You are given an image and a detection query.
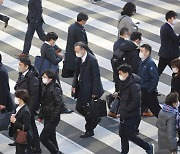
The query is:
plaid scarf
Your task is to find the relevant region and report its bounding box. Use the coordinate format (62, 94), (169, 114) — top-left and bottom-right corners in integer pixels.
(162, 104), (180, 129)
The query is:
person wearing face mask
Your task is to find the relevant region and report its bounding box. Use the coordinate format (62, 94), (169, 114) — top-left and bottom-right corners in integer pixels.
(38, 70), (64, 154)
(9, 89), (32, 154)
(158, 10), (180, 76)
(117, 64), (153, 154)
(14, 57), (42, 153)
(72, 42), (104, 138)
(138, 44), (161, 118)
(156, 92), (180, 154)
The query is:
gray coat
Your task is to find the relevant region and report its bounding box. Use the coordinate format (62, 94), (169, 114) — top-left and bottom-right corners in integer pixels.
(156, 109), (177, 153)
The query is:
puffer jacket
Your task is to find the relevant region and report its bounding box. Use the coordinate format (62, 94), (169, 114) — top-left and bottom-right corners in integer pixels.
(156, 109), (177, 154)
(39, 81), (64, 122)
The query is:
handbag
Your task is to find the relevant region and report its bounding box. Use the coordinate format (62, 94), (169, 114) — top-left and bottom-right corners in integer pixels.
(15, 125), (27, 144)
(0, 110), (12, 131)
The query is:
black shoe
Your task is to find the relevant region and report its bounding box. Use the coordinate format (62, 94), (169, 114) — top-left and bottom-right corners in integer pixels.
(2, 16), (10, 28)
(57, 151), (64, 154)
(8, 142), (15, 146)
(177, 140), (180, 146)
(92, 118), (101, 129)
(16, 53), (29, 58)
(61, 108), (73, 114)
(80, 131), (94, 138)
(32, 147), (41, 153)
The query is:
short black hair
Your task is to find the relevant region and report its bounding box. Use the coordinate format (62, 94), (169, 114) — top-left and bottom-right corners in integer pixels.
(0, 53), (1, 62)
(141, 44), (152, 54)
(120, 27), (129, 36)
(130, 32), (142, 41)
(74, 41), (87, 50)
(165, 92), (179, 106)
(43, 70), (56, 81)
(165, 10), (177, 21)
(46, 32), (58, 41)
(19, 56), (31, 67)
(117, 64), (132, 74)
(121, 2), (136, 17)
(77, 12), (88, 22)
(15, 89), (29, 104)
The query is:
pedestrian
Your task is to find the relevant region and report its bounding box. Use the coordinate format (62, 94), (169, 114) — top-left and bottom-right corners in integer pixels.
(138, 44), (161, 118)
(62, 12), (93, 78)
(119, 31), (142, 74)
(71, 42), (104, 138)
(0, 53), (15, 112)
(18, 0), (46, 57)
(0, 0), (10, 28)
(9, 89), (33, 154)
(117, 64), (153, 154)
(156, 92), (179, 154)
(158, 10), (180, 76)
(38, 70), (64, 154)
(117, 2), (136, 37)
(13, 57), (41, 153)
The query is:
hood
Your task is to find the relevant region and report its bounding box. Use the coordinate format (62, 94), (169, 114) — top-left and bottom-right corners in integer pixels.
(120, 41), (137, 52)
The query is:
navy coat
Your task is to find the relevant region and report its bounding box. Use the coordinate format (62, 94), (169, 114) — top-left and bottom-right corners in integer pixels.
(0, 62), (14, 112)
(159, 23), (180, 59)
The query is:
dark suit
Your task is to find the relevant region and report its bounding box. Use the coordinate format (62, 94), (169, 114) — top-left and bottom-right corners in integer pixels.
(72, 52), (104, 132)
(63, 22), (93, 77)
(23, 0), (46, 55)
(158, 22), (180, 75)
(0, 62), (14, 112)
(9, 105), (32, 154)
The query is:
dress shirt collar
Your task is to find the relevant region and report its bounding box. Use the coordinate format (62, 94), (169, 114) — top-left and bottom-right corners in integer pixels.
(22, 69), (29, 77)
(81, 51), (87, 63)
(167, 22), (174, 29)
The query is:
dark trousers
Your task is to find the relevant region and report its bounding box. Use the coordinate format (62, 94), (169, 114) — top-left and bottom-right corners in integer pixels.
(0, 14), (3, 21)
(31, 115), (41, 149)
(119, 116), (150, 154)
(141, 90), (161, 118)
(23, 22), (46, 54)
(40, 119), (59, 154)
(158, 57), (174, 76)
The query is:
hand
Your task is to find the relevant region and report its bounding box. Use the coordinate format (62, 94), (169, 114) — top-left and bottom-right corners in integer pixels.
(92, 95), (98, 99)
(57, 52), (64, 59)
(0, 105), (6, 110)
(113, 92), (119, 98)
(38, 118), (42, 123)
(10, 114), (16, 123)
(72, 87), (76, 94)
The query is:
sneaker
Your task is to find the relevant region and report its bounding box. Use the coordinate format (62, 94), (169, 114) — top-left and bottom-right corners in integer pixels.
(146, 144), (154, 154)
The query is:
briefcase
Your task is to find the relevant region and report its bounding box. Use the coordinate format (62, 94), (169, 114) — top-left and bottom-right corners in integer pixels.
(0, 111), (12, 131)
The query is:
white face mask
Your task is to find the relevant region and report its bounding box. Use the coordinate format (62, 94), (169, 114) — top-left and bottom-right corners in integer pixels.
(119, 75), (126, 81)
(124, 36), (129, 40)
(42, 78), (49, 85)
(14, 97), (19, 105)
(173, 19), (177, 25)
(172, 67), (178, 73)
(176, 101), (180, 108)
(139, 52), (146, 59)
(76, 52), (83, 58)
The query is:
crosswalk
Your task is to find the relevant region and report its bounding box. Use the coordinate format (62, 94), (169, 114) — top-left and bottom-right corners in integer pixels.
(0, 0), (179, 153)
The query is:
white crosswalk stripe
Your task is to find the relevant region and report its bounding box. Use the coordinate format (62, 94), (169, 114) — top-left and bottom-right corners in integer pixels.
(0, 0), (179, 153)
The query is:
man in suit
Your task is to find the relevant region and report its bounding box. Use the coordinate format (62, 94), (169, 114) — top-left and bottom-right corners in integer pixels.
(0, 0), (10, 28)
(14, 57), (41, 153)
(0, 54), (14, 112)
(62, 12), (93, 78)
(158, 10), (180, 76)
(72, 42), (104, 138)
(19, 0), (46, 56)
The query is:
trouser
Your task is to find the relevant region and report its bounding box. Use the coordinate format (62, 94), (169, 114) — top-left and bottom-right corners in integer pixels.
(0, 14), (3, 21)
(141, 90), (161, 118)
(119, 116), (150, 154)
(30, 115), (41, 150)
(76, 102), (99, 132)
(23, 22), (46, 54)
(158, 56), (174, 76)
(40, 119), (60, 154)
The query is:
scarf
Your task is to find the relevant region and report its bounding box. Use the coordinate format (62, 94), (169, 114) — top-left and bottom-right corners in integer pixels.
(162, 104), (180, 129)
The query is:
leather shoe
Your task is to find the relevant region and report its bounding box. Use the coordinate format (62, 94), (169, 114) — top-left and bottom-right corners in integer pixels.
(16, 53), (29, 58)
(8, 142), (15, 146)
(92, 118), (101, 129)
(80, 131), (94, 138)
(32, 147), (41, 153)
(61, 108), (73, 114)
(57, 151), (64, 154)
(2, 16), (9, 28)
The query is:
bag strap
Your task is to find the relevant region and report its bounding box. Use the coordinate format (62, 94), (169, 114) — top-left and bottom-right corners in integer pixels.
(22, 125), (24, 131)
(118, 15), (127, 25)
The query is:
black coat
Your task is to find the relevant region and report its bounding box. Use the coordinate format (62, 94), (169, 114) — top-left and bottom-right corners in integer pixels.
(40, 43), (62, 65)
(39, 81), (64, 122)
(9, 105), (32, 141)
(14, 66), (40, 114)
(26, 0), (44, 23)
(118, 74), (141, 118)
(171, 73), (180, 100)
(120, 41), (140, 74)
(65, 22), (92, 71)
(0, 62), (14, 112)
(113, 37), (126, 52)
(72, 52), (104, 104)
(159, 23), (180, 59)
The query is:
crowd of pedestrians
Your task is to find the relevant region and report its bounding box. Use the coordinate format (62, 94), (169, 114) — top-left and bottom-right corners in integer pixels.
(0, 0), (180, 154)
